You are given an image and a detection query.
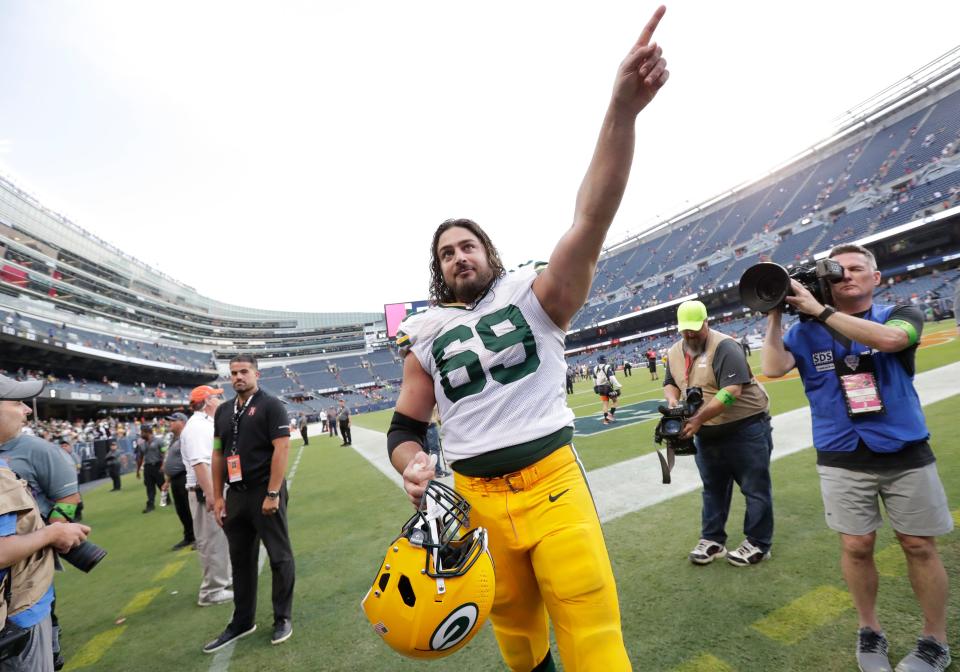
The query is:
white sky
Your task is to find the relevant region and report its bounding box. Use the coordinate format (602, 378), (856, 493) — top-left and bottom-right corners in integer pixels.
(1, 2), (957, 314)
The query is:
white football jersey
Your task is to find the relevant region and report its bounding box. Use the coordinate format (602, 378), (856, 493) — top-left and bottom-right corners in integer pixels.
(396, 267), (574, 463)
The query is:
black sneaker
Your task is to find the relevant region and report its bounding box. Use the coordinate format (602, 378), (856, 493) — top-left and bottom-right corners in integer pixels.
(171, 539), (195, 551)
(202, 624), (257, 654)
(895, 636), (951, 672)
(856, 627), (891, 672)
(271, 619), (293, 645)
(688, 539), (727, 565)
(142, 504), (155, 514)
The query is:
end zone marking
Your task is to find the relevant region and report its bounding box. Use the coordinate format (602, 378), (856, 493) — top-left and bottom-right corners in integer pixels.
(122, 587), (163, 616)
(751, 585), (851, 644)
(62, 626), (127, 671)
(672, 652), (736, 671)
(875, 544), (905, 578)
(153, 559), (188, 582)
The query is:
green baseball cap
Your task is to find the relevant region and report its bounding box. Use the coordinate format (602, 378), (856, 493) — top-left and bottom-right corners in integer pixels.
(677, 300), (708, 331)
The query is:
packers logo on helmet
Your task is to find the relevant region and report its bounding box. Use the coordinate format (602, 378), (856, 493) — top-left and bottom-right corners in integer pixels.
(361, 480), (495, 660)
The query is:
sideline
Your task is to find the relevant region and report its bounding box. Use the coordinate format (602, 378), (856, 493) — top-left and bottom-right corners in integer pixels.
(348, 361), (960, 524)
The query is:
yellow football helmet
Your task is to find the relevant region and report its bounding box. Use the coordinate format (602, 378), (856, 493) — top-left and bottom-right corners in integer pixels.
(362, 480), (495, 659)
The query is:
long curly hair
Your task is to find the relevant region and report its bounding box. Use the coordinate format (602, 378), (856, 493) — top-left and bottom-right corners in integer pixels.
(429, 219), (506, 304)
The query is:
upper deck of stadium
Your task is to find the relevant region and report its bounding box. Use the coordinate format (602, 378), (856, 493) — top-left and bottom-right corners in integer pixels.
(569, 47), (960, 338)
(0, 179), (382, 368)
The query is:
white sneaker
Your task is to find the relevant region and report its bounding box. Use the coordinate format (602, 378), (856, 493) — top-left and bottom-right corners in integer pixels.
(727, 539), (771, 566)
(688, 539), (727, 565)
(198, 589), (234, 607)
(895, 636), (951, 672)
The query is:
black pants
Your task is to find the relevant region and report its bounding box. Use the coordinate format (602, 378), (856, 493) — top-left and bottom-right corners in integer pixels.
(223, 481), (295, 628)
(168, 473), (194, 542)
(328, 420), (337, 437)
(300, 428), (308, 446)
(143, 463), (164, 506)
(339, 420), (351, 445)
(566, 379), (574, 394)
(108, 463), (121, 490)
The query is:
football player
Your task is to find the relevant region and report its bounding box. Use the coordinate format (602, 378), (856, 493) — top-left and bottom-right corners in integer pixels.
(387, 7), (670, 671)
(593, 354), (623, 425)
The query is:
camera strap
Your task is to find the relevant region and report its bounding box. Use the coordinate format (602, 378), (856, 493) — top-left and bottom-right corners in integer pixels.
(655, 444), (676, 484)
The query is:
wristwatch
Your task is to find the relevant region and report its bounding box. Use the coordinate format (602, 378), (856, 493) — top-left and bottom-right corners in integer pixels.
(817, 306), (836, 322)
(266, 490), (280, 499)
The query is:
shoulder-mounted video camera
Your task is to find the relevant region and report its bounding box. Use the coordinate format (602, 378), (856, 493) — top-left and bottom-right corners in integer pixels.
(654, 387), (704, 484)
(738, 259), (844, 321)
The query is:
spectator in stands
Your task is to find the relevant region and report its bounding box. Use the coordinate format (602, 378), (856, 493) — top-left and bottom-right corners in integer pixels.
(763, 244), (952, 672)
(181, 386), (233, 608)
(666, 301), (774, 568)
(337, 399), (352, 446)
(57, 438), (80, 475)
(162, 412), (195, 552)
(135, 424), (166, 513)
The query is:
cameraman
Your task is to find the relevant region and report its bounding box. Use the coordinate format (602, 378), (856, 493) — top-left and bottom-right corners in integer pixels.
(762, 244), (952, 672)
(664, 301), (774, 567)
(593, 355), (622, 425)
(0, 375), (90, 672)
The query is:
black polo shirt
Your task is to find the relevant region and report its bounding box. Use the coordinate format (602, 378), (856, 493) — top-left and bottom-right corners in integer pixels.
(214, 389), (290, 486)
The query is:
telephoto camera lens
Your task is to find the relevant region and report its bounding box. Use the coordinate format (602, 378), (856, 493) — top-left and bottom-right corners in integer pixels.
(60, 541), (107, 573)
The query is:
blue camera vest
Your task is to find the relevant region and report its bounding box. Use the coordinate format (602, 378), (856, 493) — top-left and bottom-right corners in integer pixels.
(783, 304), (928, 453)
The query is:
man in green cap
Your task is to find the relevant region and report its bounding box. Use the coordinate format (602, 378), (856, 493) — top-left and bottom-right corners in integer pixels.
(664, 300), (775, 566)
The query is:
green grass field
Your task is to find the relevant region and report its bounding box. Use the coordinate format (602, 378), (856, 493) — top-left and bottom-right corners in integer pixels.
(56, 321), (959, 671)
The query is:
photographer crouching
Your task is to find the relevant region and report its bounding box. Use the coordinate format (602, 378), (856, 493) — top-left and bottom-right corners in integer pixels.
(663, 301), (774, 567)
(761, 244), (952, 672)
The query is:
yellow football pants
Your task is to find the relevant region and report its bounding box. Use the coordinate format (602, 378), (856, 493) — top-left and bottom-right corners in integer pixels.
(454, 445), (631, 672)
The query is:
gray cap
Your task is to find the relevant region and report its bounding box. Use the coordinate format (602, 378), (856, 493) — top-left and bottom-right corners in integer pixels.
(166, 412), (188, 422)
(0, 374), (44, 401)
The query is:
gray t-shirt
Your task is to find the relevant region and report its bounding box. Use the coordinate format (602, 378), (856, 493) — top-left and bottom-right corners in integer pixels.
(163, 436), (186, 478)
(0, 433), (79, 517)
(136, 437), (165, 465)
(337, 405), (350, 422)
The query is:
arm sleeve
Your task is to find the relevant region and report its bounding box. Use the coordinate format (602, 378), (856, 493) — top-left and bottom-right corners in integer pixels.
(885, 305), (924, 375)
(267, 398), (291, 441)
(712, 340), (754, 387)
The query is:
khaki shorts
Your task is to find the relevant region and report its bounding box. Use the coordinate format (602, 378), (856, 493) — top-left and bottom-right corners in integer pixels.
(816, 462), (954, 537)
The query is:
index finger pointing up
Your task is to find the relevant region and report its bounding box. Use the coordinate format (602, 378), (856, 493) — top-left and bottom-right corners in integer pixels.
(637, 5), (666, 47)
